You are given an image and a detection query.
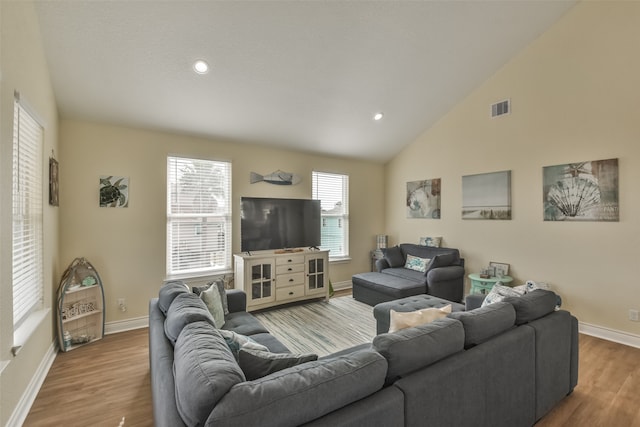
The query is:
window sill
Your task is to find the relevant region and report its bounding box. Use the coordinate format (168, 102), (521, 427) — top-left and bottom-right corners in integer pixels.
(12, 308), (51, 356)
(329, 256), (352, 264)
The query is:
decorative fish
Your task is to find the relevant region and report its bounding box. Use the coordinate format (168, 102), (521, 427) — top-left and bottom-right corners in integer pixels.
(250, 170), (302, 185)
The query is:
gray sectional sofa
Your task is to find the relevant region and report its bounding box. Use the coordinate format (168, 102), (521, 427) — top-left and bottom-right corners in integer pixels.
(353, 244), (465, 305)
(149, 281), (578, 427)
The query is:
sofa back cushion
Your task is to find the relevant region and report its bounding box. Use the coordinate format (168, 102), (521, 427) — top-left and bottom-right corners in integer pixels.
(399, 244), (461, 267)
(174, 321), (246, 426)
(209, 350), (387, 426)
(164, 292), (215, 345)
(158, 280), (189, 315)
(372, 317), (464, 383)
(382, 245), (405, 268)
(448, 302), (516, 348)
(503, 289), (558, 325)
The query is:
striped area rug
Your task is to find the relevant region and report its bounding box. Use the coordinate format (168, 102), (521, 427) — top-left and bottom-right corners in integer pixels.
(253, 296), (376, 356)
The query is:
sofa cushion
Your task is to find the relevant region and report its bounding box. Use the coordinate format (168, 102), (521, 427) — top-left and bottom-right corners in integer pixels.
(388, 305), (451, 333)
(248, 332), (290, 353)
(404, 254), (430, 272)
(223, 311), (270, 336)
(200, 283), (226, 328)
(174, 321), (246, 427)
(448, 302), (516, 348)
(158, 280), (189, 315)
(373, 317), (464, 383)
(208, 350), (387, 426)
(164, 292), (215, 345)
(504, 289), (559, 325)
(238, 348), (318, 380)
(380, 267), (427, 284)
(382, 245), (405, 268)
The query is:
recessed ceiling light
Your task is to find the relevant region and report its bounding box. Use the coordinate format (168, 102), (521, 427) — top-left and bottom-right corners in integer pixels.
(193, 60), (209, 74)
(373, 112), (384, 121)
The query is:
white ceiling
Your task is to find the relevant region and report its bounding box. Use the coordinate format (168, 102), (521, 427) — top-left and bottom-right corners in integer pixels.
(34, 1), (576, 163)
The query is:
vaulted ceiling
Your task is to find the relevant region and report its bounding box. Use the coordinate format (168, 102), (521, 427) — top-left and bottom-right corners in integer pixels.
(35, 1), (576, 162)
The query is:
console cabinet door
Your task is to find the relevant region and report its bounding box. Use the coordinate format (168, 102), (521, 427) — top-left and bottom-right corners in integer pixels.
(247, 259), (275, 306)
(305, 254), (326, 295)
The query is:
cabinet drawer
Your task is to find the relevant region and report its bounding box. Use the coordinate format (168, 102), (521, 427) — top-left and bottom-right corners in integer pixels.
(276, 255), (305, 266)
(276, 272), (305, 287)
(276, 263), (305, 275)
(276, 284), (305, 301)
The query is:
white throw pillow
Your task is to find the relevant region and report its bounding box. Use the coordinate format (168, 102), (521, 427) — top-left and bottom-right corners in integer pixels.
(388, 304), (452, 333)
(200, 285), (226, 328)
(481, 283), (525, 307)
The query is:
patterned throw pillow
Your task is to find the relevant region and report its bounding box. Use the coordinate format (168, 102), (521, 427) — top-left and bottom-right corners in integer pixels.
(420, 236), (442, 247)
(481, 283), (525, 307)
(404, 254), (430, 273)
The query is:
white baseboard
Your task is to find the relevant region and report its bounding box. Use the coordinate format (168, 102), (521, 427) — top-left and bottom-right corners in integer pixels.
(6, 342), (57, 427)
(332, 280), (352, 291)
(105, 315), (149, 335)
(579, 322), (640, 349)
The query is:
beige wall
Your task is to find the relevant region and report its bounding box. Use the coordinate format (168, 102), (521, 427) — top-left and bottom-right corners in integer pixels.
(385, 1), (640, 335)
(59, 120), (384, 323)
(0, 2), (59, 425)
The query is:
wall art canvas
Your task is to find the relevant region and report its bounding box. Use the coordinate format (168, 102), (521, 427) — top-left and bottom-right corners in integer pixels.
(462, 170), (511, 220)
(49, 157), (59, 206)
(543, 158), (618, 221)
(99, 176), (129, 208)
(407, 179), (441, 219)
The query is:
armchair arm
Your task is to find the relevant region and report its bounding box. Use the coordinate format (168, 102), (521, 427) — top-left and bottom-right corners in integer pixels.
(426, 265), (465, 303)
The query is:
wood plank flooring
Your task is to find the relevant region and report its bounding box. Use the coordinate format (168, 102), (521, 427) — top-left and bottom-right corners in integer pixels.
(23, 296), (640, 426)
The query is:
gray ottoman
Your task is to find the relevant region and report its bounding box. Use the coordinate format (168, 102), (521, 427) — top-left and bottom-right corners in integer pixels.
(352, 272), (426, 307)
(373, 294), (466, 334)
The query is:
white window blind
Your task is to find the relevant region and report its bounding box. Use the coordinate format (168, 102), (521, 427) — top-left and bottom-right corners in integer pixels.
(167, 156), (232, 276)
(12, 99), (44, 330)
(312, 171), (349, 258)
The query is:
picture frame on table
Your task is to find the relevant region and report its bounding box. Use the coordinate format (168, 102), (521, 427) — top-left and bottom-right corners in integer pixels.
(489, 262), (509, 278)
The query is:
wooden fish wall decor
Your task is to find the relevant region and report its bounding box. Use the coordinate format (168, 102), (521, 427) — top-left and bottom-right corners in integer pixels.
(250, 170), (302, 185)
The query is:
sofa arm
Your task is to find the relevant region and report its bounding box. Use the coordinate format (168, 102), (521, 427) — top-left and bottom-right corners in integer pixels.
(226, 289), (247, 313)
(375, 258), (390, 272)
(426, 265), (465, 302)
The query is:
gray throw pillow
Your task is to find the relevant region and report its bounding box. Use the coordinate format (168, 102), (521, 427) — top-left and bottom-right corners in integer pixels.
(382, 246), (405, 268)
(238, 348), (318, 381)
(424, 252), (456, 273)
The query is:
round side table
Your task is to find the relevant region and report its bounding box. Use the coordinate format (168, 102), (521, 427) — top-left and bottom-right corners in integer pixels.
(468, 273), (513, 295)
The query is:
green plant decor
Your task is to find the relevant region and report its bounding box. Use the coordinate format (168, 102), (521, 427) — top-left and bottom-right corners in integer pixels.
(329, 279), (335, 297)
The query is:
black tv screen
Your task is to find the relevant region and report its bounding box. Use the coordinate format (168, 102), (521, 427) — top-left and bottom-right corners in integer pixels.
(240, 197), (321, 252)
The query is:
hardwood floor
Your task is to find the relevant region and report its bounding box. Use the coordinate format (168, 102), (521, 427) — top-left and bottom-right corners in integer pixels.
(23, 309), (640, 426)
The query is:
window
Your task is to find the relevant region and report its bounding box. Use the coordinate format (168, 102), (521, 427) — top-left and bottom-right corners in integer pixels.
(312, 171), (349, 259)
(167, 156), (232, 277)
(12, 97), (44, 330)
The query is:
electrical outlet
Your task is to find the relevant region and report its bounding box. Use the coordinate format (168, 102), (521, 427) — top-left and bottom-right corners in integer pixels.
(629, 309), (639, 322)
(117, 298), (127, 312)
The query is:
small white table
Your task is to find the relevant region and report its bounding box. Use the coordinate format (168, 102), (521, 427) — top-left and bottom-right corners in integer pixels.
(468, 273), (513, 295)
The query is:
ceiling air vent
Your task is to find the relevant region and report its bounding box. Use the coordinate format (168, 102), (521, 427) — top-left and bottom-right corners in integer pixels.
(491, 99), (510, 118)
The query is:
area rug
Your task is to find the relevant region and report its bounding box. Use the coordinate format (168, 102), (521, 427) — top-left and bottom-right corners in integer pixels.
(253, 296), (376, 356)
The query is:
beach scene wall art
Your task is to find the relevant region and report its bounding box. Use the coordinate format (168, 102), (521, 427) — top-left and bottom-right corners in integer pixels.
(462, 170), (511, 220)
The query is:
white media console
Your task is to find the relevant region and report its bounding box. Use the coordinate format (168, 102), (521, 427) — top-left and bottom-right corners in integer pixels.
(233, 249), (329, 311)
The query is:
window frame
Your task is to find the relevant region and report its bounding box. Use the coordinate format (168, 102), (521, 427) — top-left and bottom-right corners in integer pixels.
(166, 155), (232, 278)
(312, 171), (349, 261)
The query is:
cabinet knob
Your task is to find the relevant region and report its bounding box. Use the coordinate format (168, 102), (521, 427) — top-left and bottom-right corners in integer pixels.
(289, 278), (294, 282)
(287, 259), (292, 263)
(288, 268), (292, 271)
(289, 291), (294, 295)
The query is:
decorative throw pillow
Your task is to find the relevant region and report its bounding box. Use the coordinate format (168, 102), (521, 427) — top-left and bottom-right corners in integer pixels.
(525, 280), (550, 293)
(404, 254), (430, 273)
(237, 348), (318, 381)
(388, 304), (452, 333)
(424, 252), (457, 273)
(200, 284), (226, 328)
(420, 236), (442, 247)
(218, 329), (269, 360)
(481, 283), (525, 307)
(382, 246), (405, 268)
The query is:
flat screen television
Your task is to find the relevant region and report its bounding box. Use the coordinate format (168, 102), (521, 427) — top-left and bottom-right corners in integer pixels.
(240, 197), (321, 252)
